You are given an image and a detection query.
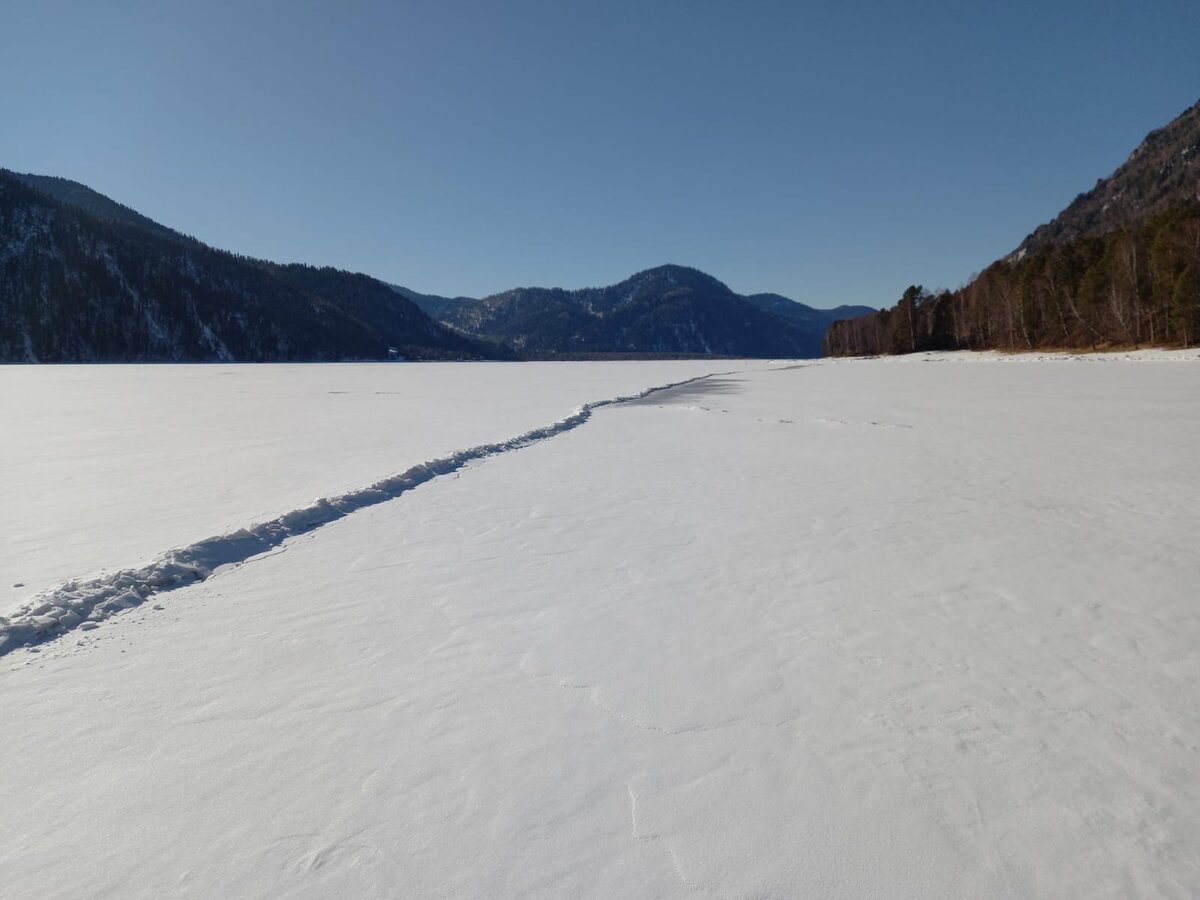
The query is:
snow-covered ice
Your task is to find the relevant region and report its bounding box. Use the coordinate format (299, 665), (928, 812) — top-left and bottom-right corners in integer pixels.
(3, 353), (1200, 898)
(0, 363), (736, 651)
(0, 361), (732, 609)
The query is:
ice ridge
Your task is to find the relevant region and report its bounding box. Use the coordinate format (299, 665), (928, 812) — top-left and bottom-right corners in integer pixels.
(0, 372), (726, 657)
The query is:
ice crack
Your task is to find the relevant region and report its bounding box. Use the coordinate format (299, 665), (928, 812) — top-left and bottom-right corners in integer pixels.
(0, 371), (732, 657)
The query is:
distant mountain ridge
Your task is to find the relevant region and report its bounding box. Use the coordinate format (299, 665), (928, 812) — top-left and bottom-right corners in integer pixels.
(401, 266), (870, 358)
(1, 168), (861, 362)
(388, 285), (479, 322)
(742, 292), (872, 334)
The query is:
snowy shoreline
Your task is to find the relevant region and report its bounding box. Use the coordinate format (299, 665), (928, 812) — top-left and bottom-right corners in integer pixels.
(812, 346), (1200, 363)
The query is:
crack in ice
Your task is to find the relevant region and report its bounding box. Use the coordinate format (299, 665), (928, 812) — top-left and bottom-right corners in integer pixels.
(0, 371), (735, 657)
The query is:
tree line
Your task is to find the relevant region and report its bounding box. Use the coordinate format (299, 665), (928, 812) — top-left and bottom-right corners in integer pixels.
(824, 204), (1200, 356)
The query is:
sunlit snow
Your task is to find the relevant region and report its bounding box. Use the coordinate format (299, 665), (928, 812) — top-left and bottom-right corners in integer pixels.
(0, 361), (731, 605)
(3, 351), (1199, 898)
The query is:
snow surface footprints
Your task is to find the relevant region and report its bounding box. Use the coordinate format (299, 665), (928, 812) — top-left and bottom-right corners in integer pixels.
(0, 371), (729, 657)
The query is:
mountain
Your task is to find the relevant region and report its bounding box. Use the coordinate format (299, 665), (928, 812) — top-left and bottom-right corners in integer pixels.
(743, 292), (873, 333)
(402, 266), (856, 358)
(1012, 99), (1200, 260)
(2, 168), (852, 362)
(388, 285), (479, 322)
(825, 98), (1200, 356)
(0, 170), (503, 362)
(11, 172), (194, 245)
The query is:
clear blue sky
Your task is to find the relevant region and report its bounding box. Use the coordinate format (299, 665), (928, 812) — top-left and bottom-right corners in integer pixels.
(2, 1), (1197, 308)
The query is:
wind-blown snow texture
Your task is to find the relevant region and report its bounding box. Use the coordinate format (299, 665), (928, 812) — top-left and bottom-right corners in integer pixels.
(0, 361), (729, 605)
(0, 367), (727, 654)
(3, 351), (1199, 898)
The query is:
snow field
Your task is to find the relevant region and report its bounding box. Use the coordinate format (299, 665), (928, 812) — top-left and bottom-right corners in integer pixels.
(0, 367), (729, 654)
(0, 360), (734, 609)
(3, 354), (1199, 898)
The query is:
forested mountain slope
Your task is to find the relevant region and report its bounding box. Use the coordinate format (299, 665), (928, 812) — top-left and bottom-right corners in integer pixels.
(405, 265), (862, 358)
(2, 167), (858, 362)
(1012, 99), (1200, 259)
(0, 170), (500, 362)
(825, 99), (1200, 356)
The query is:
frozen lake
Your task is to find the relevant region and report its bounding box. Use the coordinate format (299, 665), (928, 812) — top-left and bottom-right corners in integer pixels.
(3, 352), (1199, 898)
(0, 360), (733, 606)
